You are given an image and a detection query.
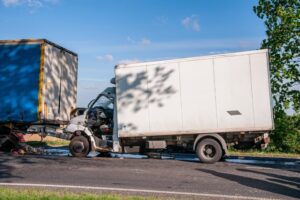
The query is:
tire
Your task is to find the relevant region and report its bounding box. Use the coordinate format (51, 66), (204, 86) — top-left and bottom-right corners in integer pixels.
(196, 138), (222, 163)
(69, 135), (90, 157)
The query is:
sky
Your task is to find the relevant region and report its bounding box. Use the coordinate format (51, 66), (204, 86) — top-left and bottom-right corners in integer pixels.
(0, 0), (266, 107)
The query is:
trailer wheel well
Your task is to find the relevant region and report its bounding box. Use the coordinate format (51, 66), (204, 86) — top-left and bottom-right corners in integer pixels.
(193, 134), (228, 156)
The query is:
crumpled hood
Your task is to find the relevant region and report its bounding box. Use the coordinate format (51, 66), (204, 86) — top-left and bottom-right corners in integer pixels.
(69, 114), (85, 126)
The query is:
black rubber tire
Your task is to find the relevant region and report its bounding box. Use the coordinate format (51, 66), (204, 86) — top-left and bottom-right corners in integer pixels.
(196, 138), (222, 163)
(69, 135), (90, 157)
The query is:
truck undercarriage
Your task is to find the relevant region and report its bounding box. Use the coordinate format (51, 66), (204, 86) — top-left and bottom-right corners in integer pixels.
(62, 87), (270, 163)
(0, 86), (269, 164)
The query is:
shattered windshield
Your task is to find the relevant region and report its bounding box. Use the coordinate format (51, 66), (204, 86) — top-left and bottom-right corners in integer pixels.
(92, 95), (113, 110)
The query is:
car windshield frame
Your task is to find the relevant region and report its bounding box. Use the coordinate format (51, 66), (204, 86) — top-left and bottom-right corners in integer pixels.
(88, 94), (114, 110)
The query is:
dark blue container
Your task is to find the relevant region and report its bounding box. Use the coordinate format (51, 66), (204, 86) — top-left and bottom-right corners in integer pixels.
(0, 42), (42, 123)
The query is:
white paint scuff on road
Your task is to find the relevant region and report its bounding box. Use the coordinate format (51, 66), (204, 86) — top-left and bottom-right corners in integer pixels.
(0, 182), (279, 200)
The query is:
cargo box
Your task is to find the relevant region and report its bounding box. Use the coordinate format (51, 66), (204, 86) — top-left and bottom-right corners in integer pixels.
(0, 39), (78, 124)
(115, 49), (274, 137)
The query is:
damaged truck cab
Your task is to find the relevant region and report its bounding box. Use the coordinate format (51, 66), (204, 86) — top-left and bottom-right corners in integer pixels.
(66, 87), (115, 156)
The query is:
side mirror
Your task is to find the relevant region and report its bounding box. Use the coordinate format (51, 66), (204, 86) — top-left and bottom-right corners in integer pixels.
(110, 78), (116, 84)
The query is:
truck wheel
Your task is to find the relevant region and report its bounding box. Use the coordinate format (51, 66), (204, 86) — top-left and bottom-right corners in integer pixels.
(69, 136), (90, 157)
(196, 138), (222, 163)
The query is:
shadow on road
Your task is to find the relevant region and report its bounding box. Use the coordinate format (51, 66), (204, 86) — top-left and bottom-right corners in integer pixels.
(0, 153), (35, 181)
(198, 168), (300, 199)
(237, 168), (300, 189)
(225, 157), (300, 174)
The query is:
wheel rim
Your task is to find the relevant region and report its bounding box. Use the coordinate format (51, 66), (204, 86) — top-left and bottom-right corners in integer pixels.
(202, 144), (216, 159)
(72, 141), (85, 153)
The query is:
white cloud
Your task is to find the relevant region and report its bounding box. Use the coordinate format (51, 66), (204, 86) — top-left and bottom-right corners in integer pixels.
(127, 36), (151, 46)
(127, 36), (136, 44)
(141, 38), (151, 45)
(96, 54), (114, 62)
(118, 59), (140, 64)
(1, 0), (58, 7)
(2, 0), (21, 6)
(181, 15), (200, 32)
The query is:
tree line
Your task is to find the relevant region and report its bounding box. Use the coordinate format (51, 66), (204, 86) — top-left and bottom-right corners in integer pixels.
(254, 0), (300, 153)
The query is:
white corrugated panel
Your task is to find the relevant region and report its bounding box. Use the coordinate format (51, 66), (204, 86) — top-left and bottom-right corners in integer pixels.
(250, 53), (273, 129)
(147, 63), (182, 132)
(180, 59), (218, 131)
(43, 43), (77, 122)
(214, 55), (255, 129)
(43, 44), (61, 120)
(116, 66), (150, 133)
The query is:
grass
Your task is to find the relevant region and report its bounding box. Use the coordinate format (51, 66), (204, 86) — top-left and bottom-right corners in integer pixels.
(0, 187), (158, 200)
(25, 134), (70, 148)
(26, 140), (70, 148)
(229, 149), (300, 158)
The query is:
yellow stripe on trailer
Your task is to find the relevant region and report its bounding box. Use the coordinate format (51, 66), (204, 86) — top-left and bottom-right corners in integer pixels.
(37, 43), (45, 121)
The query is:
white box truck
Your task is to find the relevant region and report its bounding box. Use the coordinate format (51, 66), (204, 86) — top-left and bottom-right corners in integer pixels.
(64, 49), (273, 163)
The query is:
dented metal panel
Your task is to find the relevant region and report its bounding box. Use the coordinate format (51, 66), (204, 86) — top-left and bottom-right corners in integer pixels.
(115, 49), (273, 138)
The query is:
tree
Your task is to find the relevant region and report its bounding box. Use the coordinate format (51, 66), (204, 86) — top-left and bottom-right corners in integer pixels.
(254, 0), (300, 113)
(269, 110), (300, 153)
(254, 0), (300, 152)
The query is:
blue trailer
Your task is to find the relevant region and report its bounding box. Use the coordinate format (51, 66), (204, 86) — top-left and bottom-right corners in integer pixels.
(0, 39), (78, 125)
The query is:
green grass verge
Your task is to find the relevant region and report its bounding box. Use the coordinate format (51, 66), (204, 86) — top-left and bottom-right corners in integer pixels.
(0, 187), (157, 200)
(26, 140), (70, 148)
(229, 149), (300, 158)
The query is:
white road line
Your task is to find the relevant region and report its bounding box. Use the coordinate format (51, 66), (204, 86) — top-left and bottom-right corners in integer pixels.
(245, 166), (271, 170)
(0, 182), (279, 200)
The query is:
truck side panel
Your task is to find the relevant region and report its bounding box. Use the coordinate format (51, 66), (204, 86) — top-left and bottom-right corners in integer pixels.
(180, 59), (218, 131)
(116, 50), (273, 137)
(116, 65), (150, 133)
(0, 43), (41, 122)
(43, 43), (78, 122)
(250, 53), (273, 129)
(214, 55), (255, 129)
(147, 63), (182, 132)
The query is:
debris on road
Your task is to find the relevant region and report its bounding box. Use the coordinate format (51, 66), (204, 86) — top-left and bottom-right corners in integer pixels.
(0, 126), (47, 155)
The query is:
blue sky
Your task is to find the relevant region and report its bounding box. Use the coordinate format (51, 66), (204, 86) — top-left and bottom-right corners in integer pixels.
(0, 0), (266, 107)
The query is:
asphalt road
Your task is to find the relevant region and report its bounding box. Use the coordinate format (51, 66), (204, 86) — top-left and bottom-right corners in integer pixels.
(0, 153), (299, 200)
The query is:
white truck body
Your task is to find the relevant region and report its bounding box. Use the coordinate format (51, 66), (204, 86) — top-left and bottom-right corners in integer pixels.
(115, 49), (273, 138)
